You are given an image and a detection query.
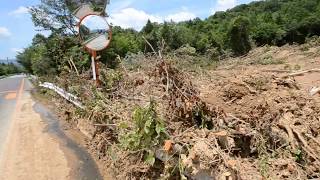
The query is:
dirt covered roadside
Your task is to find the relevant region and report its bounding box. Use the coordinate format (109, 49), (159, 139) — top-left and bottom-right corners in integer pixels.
(40, 38), (320, 179)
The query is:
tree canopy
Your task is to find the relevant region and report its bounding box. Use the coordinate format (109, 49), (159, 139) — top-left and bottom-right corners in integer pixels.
(0, 63), (22, 76)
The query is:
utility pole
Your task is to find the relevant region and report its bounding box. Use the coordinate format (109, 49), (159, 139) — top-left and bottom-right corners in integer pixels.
(6, 57), (9, 64)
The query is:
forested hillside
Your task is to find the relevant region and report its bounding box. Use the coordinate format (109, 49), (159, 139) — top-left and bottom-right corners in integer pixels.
(18, 0), (320, 75)
(112, 0), (320, 57)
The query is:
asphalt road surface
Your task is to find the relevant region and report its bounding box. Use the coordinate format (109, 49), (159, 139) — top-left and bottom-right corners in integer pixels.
(0, 75), (25, 160)
(0, 75), (101, 180)
(84, 34), (110, 50)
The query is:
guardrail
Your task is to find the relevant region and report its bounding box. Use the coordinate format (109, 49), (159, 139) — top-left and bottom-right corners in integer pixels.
(39, 82), (85, 109)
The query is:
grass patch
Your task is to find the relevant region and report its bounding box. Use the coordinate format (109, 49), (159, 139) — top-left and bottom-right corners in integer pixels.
(283, 64), (301, 71)
(255, 55), (284, 65)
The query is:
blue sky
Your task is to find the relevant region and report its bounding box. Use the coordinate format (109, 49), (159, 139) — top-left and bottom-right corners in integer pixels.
(0, 0), (254, 59)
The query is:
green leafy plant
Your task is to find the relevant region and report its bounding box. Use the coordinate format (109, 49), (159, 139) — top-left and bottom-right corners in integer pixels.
(294, 149), (303, 162)
(99, 68), (123, 91)
(120, 101), (167, 165)
(144, 151), (156, 166)
(256, 134), (269, 178)
(192, 106), (213, 129)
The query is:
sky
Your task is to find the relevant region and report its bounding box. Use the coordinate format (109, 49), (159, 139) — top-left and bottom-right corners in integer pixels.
(0, 0), (255, 59)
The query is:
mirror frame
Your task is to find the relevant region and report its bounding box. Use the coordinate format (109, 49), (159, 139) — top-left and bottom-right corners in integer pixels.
(77, 14), (112, 52)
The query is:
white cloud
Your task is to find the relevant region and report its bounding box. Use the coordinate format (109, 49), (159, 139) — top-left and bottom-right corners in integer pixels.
(0, 27), (12, 38)
(11, 48), (24, 54)
(9, 6), (30, 16)
(165, 12), (196, 22)
(109, 8), (196, 31)
(109, 8), (162, 30)
(110, 0), (134, 13)
(212, 0), (237, 13)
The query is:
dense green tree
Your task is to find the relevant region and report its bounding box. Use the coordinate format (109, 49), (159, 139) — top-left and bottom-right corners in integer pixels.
(17, 48), (34, 74)
(252, 22), (284, 45)
(142, 20), (154, 34)
(0, 63), (22, 76)
(160, 22), (173, 49)
(228, 16), (251, 55)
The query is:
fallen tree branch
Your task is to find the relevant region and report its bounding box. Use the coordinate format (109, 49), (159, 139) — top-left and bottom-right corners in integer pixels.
(291, 128), (319, 161)
(282, 69), (320, 78)
(262, 69), (292, 73)
(142, 36), (157, 56)
(70, 57), (79, 76)
(278, 123), (320, 164)
(310, 87), (320, 96)
(93, 123), (117, 127)
(277, 123), (296, 150)
(67, 59), (73, 73)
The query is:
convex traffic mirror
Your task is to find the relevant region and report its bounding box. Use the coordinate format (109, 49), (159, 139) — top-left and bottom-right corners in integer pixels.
(78, 15), (112, 51)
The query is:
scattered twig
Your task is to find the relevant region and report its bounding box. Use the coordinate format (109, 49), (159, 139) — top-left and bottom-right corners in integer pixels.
(164, 62), (170, 94)
(226, 113), (250, 125)
(304, 133), (320, 147)
(87, 110), (94, 121)
(70, 57), (79, 76)
(142, 36), (157, 57)
(67, 59), (73, 72)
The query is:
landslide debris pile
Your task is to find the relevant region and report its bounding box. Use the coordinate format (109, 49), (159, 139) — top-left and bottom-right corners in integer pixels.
(49, 52), (320, 179)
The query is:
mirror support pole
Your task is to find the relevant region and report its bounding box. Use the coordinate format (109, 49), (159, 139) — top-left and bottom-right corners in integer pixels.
(91, 55), (96, 80)
(91, 51), (100, 87)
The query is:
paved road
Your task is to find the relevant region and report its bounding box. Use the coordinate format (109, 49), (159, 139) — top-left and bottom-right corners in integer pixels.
(0, 75), (102, 180)
(0, 75), (25, 160)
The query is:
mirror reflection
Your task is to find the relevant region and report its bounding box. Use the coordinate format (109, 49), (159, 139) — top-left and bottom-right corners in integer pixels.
(79, 15), (111, 51)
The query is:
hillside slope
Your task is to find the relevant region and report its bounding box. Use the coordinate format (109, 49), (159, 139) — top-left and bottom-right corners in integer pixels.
(41, 38), (320, 179)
